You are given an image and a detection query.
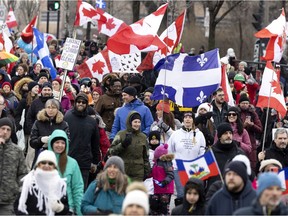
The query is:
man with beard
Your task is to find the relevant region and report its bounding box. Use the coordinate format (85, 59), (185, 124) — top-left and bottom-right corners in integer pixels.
(95, 78), (123, 137)
(142, 87), (157, 121)
(258, 128), (288, 168)
(234, 172), (288, 215)
(211, 88), (230, 128)
(64, 93), (100, 190)
(206, 160), (256, 215)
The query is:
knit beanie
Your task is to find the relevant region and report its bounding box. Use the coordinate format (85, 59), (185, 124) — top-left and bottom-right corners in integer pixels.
(122, 190), (149, 214)
(144, 87), (154, 94)
(122, 86), (137, 97)
(41, 82), (52, 90)
(38, 72), (48, 80)
(228, 106), (240, 115)
(197, 102), (212, 114)
(2, 81), (11, 89)
(148, 131), (161, 142)
(92, 87), (103, 96)
(232, 154), (251, 176)
(224, 161), (248, 185)
(156, 101), (170, 113)
(239, 61), (247, 68)
(257, 172), (282, 196)
(259, 159), (283, 172)
(217, 122), (233, 139)
(104, 156), (125, 174)
(129, 112), (141, 124)
(28, 81), (39, 91)
(53, 77), (62, 85)
(35, 150), (57, 168)
(0, 117), (13, 131)
(154, 144), (168, 160)
(75, 92), (88, 104)
(239, 94), (250, 104)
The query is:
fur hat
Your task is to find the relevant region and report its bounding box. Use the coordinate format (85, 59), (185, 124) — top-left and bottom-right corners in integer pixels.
(239, 94), (250, 104)
(154, 144), (168, 160)
(217, 122), (233, 139)
(35, 150), (57, 168)
(104, 156), (125, 174)
(0, 117), (13, 131)
(122, 86), (137, 97)
(28, 81), (39, 91)
(257, 172), (282, 196)
(156, 101), (170, 113)
(2, 81), (11, 89)
(224, 161), (248, 185)
(259, 159), (283, 172)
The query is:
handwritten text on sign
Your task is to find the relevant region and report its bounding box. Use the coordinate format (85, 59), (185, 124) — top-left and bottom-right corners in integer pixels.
(59, 38), (81, 70)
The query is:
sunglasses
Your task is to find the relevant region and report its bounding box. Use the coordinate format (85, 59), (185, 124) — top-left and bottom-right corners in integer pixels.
(76, 100), (87, 104)
(228, 113), (237, 117)
(39, 161), (54, 166)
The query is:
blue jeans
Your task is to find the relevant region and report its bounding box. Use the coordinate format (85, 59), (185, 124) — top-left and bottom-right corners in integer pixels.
(173, 170), (184, 198)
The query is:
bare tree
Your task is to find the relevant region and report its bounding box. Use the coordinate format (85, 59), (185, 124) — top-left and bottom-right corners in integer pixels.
(132, 1), (140, 22)
(17, 0), (40, 24)
(2, 0), (17, 10)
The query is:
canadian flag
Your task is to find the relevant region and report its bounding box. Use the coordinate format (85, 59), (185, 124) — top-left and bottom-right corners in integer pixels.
(138, 10), (186, 71)
(107, 3), (168, 54)
(96, 8), (128, 37)
(74, 0), (104, 26)
(5, 8), (17, 28)
(77, 49), (112, 81)
(220, 64), (235, 106)
(255, 8), (287, 63)
(256, 61), (287, 117)
(21, 15), (38, 44)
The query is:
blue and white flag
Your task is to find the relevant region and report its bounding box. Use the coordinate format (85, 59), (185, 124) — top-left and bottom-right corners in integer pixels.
(151, 49), (221, 107)
(96, 0), (106, 9)
(33, 27), (57, 80)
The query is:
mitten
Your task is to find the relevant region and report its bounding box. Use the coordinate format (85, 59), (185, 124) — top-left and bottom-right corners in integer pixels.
(157, 120), (170, 132)
(41, 136), (50, 144)
(49, 199), (64, 213)
(121, 134), (132, 148)
(161, 180), (169, 187)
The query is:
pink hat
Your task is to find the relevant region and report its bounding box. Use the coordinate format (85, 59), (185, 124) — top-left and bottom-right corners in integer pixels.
(154, 144), (168, 160)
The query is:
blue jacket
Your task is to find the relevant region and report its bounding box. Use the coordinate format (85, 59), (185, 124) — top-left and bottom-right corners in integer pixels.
(48, 129), (84, 215)
(110, 99), (153, 139)
(206, 181), (256, 215)
(81, 180), (125, 214)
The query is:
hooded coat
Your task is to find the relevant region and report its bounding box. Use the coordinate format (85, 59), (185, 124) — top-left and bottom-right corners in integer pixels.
(48, 129), (84, 215)
(109, 111), (150, 181)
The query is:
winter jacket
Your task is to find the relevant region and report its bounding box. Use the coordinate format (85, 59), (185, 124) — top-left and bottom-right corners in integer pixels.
(110, 99), (153, 139)
(109, 111), (150, 181)
(233, 198), (288, 215)
(152, 154), (174, 194)
(206, 181), (256, 215)
(211, 100), (230, 128)
(30, 109), (70, 150)
(95, 91), (122, 132)
(81, 180), (125, 214)
(48, 129), (84, 215)
(64, 108), (100, 169)
(0, 139), (28, 204)
(168, 127), (206, 170)
(2, 92), (19, 117)
(260, 141), (288, 168)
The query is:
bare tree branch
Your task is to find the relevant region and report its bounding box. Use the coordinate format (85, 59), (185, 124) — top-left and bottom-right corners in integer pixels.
(215, 1), (242, 25)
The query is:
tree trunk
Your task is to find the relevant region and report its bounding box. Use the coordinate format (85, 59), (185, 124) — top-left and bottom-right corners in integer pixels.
(239, 20), (243, 59)
(208, 21), (216, 50)
(132, 1), (140, 22)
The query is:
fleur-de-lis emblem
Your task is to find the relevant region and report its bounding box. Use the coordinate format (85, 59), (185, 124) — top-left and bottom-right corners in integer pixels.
(196, 91), (207, 103)
(161, 87), (169, 98)
(197, 54), (208, 67)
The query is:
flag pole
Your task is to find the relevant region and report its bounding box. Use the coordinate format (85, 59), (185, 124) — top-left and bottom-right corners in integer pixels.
(210, 148), (224, 183)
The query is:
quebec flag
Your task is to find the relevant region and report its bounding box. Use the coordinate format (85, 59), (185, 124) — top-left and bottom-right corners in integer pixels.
(151, 49), (221, 107)
(176, 150), (219, 186)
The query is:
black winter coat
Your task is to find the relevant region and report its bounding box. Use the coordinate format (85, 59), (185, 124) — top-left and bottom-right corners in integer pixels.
(263, 141), (288, 168)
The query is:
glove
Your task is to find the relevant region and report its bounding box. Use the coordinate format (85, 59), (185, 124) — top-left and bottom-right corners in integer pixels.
(161, 180), (169, 187)
(16, 125), (22, 131)
(49, 199), (64, 213)
(203, 112), (213, 119)
(121, 133), (132, 148)
(157, 120), (170, 132)
(41, 136), (50, 144)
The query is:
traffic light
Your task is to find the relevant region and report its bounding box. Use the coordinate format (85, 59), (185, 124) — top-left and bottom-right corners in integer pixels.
(252, 13), (262, 31)
(47, 0), (60, 11)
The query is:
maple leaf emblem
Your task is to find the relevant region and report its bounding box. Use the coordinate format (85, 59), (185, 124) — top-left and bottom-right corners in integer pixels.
(92, 60), (105, 74)
(270, 80), (282, 94)
(106, 18), (116, 30)
(82, 8), (97, 18)
(160, 37), (174, 55)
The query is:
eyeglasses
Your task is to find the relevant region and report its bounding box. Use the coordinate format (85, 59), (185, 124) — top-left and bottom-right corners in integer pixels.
(76, 100), (87, 104)
(39, 161), (54, 166)
(228, 113), (237, 117)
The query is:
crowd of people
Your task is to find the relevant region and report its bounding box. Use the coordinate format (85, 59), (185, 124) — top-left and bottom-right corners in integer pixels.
(0, 39), (288, 216)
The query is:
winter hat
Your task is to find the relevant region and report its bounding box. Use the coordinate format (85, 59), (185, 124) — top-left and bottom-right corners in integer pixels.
(28, 81), (39, 91)
(154, 144), (168, 160)
(156, 101), (170, 113)
(92, 87), (103, 96)
(122, 86), (137, 97)
(224, 161), (248, 184)
(2, 81), (11, 89)
(144, 87), (154, 94)
(129, 112), (141, 124)
(234, 73), (245, 82)
(75, 92), (88, 104)
(41, 82), (52, 90)
(128, 76), (141, 84)
(35, 150), (57, 168)
(232, 154), (251, 176)
(38, 72), (49, 80)
(239, 61), (247, 68)
(104, 156), (125, 174)
(52, 77), (62, 85)
(0, 117), (14, 131)
(228, 106), (240, 115)
(122, 189), (149, 214)
(59, 75), (71, 83)
(234, 81), (246, 92)
(239, 94), (250, 104)
(197, 102), (212, 114)
(149, 131), (161, 142)
(257, 172), (282, 196)
(259, 159), (283, 172)
(217, 122), (233, 139)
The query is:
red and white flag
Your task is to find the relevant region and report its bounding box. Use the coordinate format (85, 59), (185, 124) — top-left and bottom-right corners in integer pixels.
(77, 49), (112, 81)
(138, 10), (186, 71)
(21, 15), (38, 43)
(256, 61), (287, 117)
(96, 8), (128, 37)
(5, 7), (17, 28)
(74, 0), (104, 26)
(220, 64), (235, 106)
(107, 3), (168, 54)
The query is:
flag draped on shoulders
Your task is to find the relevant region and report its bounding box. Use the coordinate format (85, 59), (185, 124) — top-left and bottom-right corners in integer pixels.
(256, 61), (287, 117)
(151, 49), (221, 107)
(176, 151), (219, 186)
(107, 3), (168, 54)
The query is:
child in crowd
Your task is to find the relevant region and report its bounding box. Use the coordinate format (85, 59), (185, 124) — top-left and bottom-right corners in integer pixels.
(150, 144), (174, 215)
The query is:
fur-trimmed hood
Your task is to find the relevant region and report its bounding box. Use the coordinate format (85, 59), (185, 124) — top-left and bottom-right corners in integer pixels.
(14, 77), (33, 100)
(37, 108), (64, 123)
(159, 153), (174, 161)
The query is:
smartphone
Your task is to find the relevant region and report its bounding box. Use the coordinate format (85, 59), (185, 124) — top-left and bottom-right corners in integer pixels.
(246, 116), (251, 121)
(269, 166), (279, 173)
